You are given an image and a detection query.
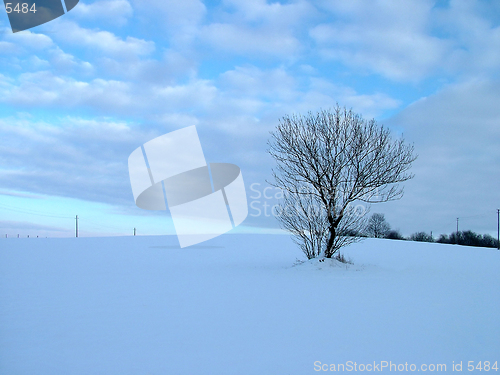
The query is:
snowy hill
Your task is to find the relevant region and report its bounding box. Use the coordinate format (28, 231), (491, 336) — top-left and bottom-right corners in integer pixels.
(1, 235), (499, 374)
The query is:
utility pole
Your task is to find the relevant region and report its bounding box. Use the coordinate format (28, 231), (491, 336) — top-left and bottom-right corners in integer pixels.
(497, 209), (499, 250)
(456, 217), (459, 233)
(75, 215), (79, 238)
(133, 228), (136, 236)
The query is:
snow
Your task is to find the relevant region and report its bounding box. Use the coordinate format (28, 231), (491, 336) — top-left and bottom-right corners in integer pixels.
(1, 235), (499, 374)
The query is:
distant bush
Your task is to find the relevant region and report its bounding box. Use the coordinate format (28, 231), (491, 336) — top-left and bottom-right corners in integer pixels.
(344, 229), (367, 237)
(436, 230), (499, 248)
(409, 231), (434, 242)
(436, 234), (449, 244)
(482, 234), (499, 248)
(385, 230), (405, 240)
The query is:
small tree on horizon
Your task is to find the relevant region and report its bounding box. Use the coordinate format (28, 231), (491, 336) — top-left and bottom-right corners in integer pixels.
(268, 105), (417, 259)
(366, 213), (391, 238)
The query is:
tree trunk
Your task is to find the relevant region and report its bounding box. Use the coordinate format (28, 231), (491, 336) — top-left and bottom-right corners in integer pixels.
(325, 226), (336, 258)
(325, 215), (342, 258)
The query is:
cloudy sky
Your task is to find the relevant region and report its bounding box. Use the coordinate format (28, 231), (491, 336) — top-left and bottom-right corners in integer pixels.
(0, 0), (499, 239)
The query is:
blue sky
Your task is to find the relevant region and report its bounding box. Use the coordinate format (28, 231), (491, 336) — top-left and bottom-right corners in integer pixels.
(0, 0), (499, 239)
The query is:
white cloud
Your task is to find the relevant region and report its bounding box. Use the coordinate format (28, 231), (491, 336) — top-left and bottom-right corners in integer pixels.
(433, 0), (500, 79)
(0, 115), (151, 205)
(0, 41), (19, 54)
(304, 78), (401, 119)
(1, 71), (136, 112)
(54, 21), (155, 58)
(4, 30), (54, 50)
(97, 49), (197, 83)
(48, 47), (94, 75)
(152, 79), (218, 111)
(1, 70), (217, 117)
(71, 0), (133, 26)
(0, 28), (95, 75)
(162, 49), (197, 79)
(221, 0), (314, 26)
(212, 65), (400, 132)
(152, 113), (200, 130)
(310, 0), (500, 82)
(311, 24), (450, 81)
(219, 65), (297, 101)
(199, 23), (301, 57)
(139, 0), (206, 26)
(198, 0), (315, 58)
(0, 73), (14, 91)
(130, 0), (206, 46)
(311, 0), (451, 82)
(26, 55), (50, 70)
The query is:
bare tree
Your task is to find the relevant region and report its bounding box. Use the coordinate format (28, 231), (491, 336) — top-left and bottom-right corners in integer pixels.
(366, 213), (391, 238)
(268, 106), (417, 259)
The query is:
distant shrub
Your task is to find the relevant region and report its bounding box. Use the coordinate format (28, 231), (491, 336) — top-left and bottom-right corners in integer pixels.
(436, 234), (449, 244)
(482, 234), (499, 248)
(409, 231), (434, 242)
(385, 230), (405, 240)
(435, 230), (499, 248)
(344, 229), (367, 237)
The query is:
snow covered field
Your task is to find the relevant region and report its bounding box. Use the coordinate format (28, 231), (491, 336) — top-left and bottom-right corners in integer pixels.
(1, 235), (498, 374)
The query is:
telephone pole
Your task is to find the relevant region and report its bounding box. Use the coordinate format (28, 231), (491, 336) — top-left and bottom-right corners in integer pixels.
(497, 209), (499, 250)
(75, 215), (79, 238)
(133, 228), (136, 236)
(456, 217), (459, 233)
